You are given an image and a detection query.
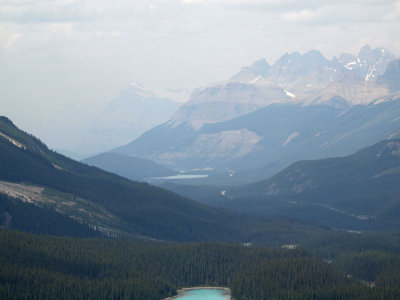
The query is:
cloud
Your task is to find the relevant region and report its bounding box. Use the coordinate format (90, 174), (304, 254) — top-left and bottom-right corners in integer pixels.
(282, 3), (394, 25)
(180, 0), (398, 27)
(0, 0), (93, 24)
(384, 0), (400, 21)
(4, 33), (21, 49)
(0, 0), (174, 25)
(181, 0), (398, 12)
(0, 0), (399, 151)
(1, 0), (397, 28)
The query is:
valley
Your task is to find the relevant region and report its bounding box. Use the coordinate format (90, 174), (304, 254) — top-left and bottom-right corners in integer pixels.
(158, 138), (400, 231)
(1, 44), (400, 299)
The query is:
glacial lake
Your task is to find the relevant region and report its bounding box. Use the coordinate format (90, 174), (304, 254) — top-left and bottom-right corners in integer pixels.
(149, 174), (209, 180)
(166, 288), (230, 300)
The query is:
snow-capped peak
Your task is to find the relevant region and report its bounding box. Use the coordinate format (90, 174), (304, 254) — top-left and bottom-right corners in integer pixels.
(130, 82), (146, 90)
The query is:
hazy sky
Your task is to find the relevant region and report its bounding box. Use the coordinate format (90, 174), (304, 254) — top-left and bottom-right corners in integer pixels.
(1, 0), (400, 150)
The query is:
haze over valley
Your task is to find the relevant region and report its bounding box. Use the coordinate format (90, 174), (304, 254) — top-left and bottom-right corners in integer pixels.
(1, 1), (400, 299)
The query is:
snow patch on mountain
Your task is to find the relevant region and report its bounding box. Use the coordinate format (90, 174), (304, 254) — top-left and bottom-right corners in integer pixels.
(249, 75), (262, 84)
(283, 132), (300, 147)
(284, 90), (296, 98)
(130, 82), (146, 90)
(345, 61), (357, 70)
(365, 65), (377, 81)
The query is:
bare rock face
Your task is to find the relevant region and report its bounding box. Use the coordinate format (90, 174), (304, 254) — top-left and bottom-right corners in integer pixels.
(171, 82), (290, 129)
(307, 72), (390, 106)
(378, 59), (400, 93)
(154, 129), (262, 166)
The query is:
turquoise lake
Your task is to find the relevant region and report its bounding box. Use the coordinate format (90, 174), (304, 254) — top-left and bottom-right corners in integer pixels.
(149, 174), (209, 180)
(171, 288), (230, 300)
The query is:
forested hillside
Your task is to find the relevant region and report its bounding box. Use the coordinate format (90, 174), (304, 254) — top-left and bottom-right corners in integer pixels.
(2, 230), (400, 300)
(164, 139), (400, 231)
(0, 116), (248, 241)
(222, 138), (400, 231)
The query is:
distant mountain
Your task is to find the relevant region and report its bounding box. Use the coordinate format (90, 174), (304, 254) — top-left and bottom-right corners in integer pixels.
(222, 139), (400, 230)
(114, 46), (400, 185)
(304, 72), (389, 106)
(230, 58), (270, 82)
(262, 49), (344, 95)
(169, 81), (291, 130)
(75, 83), (182, 154)
(378, 59), (400, 93)
(169, 49), (343, 130)
(0, 116), (324, 242)
(338, 45), (396, 81)
(117, 92), (400, 183)
(169, 46), (395, 131)
(82, 152), (176, 181)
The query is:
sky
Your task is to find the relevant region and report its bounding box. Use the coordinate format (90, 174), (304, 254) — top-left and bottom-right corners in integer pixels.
(1, 0), (400, 151)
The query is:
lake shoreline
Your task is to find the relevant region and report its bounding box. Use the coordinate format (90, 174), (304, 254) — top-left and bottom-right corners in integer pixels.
(163, 286), (231, 300)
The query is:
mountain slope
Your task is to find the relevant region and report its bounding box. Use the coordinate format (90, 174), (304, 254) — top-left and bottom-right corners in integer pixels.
(0, 192), (102, 237)
(222, 139), (400, 230)
(117, 92), (400, 184)
(378, 59), (400, 93)
(0, 116), (329, 242)
(0, 116), (248, 241)
(82, 152), (176, 181)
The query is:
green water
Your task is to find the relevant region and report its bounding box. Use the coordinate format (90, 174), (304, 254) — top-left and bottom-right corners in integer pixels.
(172, 288), (230, 300)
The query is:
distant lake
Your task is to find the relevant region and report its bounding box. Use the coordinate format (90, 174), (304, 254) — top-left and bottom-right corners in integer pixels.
(165, 288), (230, 300)
(149, 174), (209, 180)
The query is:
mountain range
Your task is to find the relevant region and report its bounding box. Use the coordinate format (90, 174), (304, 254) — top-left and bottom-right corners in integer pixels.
(112, 45), (400, 184)
(0, 116), (325, 244)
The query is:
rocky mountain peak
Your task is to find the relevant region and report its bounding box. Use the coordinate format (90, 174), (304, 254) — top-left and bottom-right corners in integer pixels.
(378, 59), (400, 92)
(249, 58), (270, 76)
(357, 45), (392, 62)
(304, 49), (327, 61)
(338, 45), (396, 81)
(171, 45), (398, 132)
(230, 58), (270, 82)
